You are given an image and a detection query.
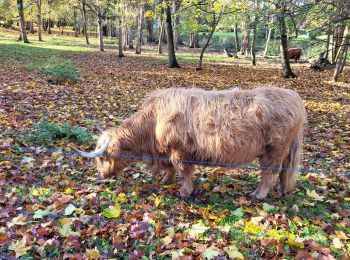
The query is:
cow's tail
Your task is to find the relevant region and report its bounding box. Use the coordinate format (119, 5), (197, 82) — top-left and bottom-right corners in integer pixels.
(279, 126), (304, 194)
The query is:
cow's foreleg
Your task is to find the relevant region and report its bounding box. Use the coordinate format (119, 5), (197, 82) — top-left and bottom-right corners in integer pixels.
(170, 150), (194, 198)
(179, 169), (194, 199)
(161, 167), (176, 185)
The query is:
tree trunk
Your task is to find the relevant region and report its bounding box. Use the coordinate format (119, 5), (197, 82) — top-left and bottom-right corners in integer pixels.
(135, 6), (144, 54)
(264, 28), (272, 57)
(82, 0), (89, 44)
(74, 8), (78, 37)
(158, 20), (165, 54)
(48, 18), (52, 34)
(96, 2), (104, 51)
(16, 0), (29, 43)
(251, 25), (257, 66)
(234, 23), (239, 53)
(173, 1), (181, 50)
(241, 15), (250, 55)
(30, 20), (35, 34)
(128, 27), (133, 49)
(146, 19), (155, 42)
(325, 25), (331, 62)
(333, 26), (349, 82)
(278, 0), (296, 78)
(47, 0), (52, 35)
(36, 0), (43, 41)
(197, 15), (221, 70)
(165, 6), (180, 68)
(118, 16), (124, 58)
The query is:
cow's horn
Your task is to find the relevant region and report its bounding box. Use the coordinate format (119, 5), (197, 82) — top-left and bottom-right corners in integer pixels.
(73, 138), (110, 158)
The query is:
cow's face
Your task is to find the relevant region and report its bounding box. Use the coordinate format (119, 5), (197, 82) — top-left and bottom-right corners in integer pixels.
(96, 156), (124, 178)
(94, 134), (128, 179)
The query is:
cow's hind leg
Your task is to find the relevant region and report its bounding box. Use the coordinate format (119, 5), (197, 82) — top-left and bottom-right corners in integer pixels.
(251, 149), (285, 200)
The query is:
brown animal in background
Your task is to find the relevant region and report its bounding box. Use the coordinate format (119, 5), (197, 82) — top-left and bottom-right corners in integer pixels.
(287, 48), (302, 62)
(77, 87), (306, 200)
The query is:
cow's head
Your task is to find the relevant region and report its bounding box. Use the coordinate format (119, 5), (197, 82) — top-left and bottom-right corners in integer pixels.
(75, 130), (130, 178)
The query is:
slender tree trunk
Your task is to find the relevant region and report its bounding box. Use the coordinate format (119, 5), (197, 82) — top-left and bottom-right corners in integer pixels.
(74, 8), (78, 37)
(16, 0), (29, 43)
(278, 0), (296, 78)
(82, 0), (89, 44)
(47, 0), (52, 35)
(173, 1), (181, 50)
(251, 5), (258, 66)
(241, 15), (250, 55)
(146, 19), (155, 42)
(325, 25), (331, 62)
(158, 20), (165, 54)
(234, 23), (239, 53)
(165, 6), (179, 68)
(118, 15), (124, 57)
(264, 28), (272, 57)
(128, 27), (133, 49)
(36, 0), (43, 41)
(333, 26), (349, 82)
(135, 6), (144, 54)
(96, 3), (104, 51)
(251, 25), (257, 66)
(30, 19), (35, 33)
(145, 3), (155, 43)
(197, 15), (221, 70)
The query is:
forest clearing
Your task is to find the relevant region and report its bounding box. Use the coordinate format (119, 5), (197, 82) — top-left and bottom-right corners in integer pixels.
(0, 0), (350, 258)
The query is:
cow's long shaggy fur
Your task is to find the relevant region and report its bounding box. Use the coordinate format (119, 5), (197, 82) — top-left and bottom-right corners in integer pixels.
(95, 87), (306, 199)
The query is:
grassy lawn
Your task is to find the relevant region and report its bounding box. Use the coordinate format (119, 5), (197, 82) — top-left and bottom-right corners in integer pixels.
(0, 27), (350, 259)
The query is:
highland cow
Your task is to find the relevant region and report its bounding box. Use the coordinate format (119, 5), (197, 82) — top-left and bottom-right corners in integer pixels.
(287, 48), (302, 62)
(77, 87), (306, 200)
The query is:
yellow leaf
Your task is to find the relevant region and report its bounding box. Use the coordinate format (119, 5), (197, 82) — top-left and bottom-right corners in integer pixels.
(344, 198), (350, 201)
(9, 238), (32, 258)
(162, 235), (173, 245)
(117, 193), (127, 203)
(65, 188), (73, 194)
(243, 222), (261, 235)
(306, 190), (324, 201)
(86, 248), (100, 260)
(336, 231), (349, 240)
(0, 161), (12, 166)
(32, 189), (40, 196)
(102, 205), (121, 219)
(332, 238), (344, 249)
(155, 196), (161, 208)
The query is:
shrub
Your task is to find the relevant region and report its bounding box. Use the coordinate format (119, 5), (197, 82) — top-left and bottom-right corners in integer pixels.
(19, 117), (92, 145)
(44, 57), (79, 84)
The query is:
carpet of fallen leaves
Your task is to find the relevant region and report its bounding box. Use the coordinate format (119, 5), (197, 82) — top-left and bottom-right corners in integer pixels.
(1, 28), (350, 259)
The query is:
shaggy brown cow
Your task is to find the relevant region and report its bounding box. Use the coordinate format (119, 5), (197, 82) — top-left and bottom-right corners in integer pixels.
(287, 48), (302, 62)
(78, 87), (306, 200)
